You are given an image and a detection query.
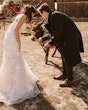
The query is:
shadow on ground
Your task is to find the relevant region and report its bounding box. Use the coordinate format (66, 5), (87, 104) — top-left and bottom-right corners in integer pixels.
(46, 60), (88, 105)
(0, 93), (56, 110)
(71, 63), (88, 105)
(47, 59), (62, 72)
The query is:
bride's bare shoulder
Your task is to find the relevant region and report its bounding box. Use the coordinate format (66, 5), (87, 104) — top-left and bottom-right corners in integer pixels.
(14, 14), (26, 23)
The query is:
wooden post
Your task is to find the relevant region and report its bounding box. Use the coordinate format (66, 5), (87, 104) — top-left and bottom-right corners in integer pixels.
(54, 0), (57, 10)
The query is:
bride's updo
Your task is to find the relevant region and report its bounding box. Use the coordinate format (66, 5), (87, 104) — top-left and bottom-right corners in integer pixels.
(23, 5), (37, 22)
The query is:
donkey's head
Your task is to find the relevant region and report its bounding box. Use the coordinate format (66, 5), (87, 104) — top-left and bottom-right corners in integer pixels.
(32, 21), (44, 39)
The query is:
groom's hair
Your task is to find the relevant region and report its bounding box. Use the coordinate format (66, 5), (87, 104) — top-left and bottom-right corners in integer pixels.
(37, 2), (53, 13)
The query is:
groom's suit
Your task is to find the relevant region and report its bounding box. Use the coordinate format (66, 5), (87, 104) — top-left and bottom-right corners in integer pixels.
(45, 11), (84, 80)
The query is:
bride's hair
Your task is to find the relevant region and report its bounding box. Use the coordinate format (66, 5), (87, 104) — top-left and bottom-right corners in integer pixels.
(24, 5), (37, 22)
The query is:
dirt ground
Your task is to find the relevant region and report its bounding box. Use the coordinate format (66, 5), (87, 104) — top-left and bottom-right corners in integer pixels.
(0, 21), (88, 110)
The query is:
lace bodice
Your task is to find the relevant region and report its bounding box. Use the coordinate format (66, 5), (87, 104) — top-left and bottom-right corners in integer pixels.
(4, 14), (27, 57)
(8, 13), (27, 34)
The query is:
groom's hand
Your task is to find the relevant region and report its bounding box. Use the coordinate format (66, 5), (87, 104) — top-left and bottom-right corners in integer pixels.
(44, 43), (51, 48)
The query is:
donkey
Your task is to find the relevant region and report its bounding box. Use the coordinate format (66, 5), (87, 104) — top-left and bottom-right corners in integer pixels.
(31, 21), (57, 64)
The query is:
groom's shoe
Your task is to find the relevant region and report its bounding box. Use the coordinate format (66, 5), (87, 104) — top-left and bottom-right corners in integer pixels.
(54, 75), (67, 80)
(59, 79), (74, 87)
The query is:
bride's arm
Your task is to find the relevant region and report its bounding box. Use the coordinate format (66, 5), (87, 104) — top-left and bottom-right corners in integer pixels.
(14, 15), (27, 51)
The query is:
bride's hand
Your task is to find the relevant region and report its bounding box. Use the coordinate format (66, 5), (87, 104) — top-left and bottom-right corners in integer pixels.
(18, 42), (21, 51)
(30, 31), (36, 36)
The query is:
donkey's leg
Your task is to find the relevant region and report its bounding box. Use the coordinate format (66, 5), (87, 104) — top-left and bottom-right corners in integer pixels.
(45, 47), (50, 64)
(52, 47), (57, 57)
(41, 46), (48, 64)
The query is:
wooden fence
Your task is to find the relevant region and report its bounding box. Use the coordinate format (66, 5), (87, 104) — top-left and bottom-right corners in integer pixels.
(57, 1), (88, 17)
(1, 0), (87, 17)
(39, 0), (88, 17)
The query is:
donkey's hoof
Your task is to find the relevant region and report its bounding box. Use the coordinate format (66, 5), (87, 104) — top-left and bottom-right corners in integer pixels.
(45, 61), (48, 64)
(52, 55), (54, 57)
(45, 62), (47, 64)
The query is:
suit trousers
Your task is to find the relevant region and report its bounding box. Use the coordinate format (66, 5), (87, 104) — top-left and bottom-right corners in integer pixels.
(61, 54), (73, 80)
(55, 44), (73, 81)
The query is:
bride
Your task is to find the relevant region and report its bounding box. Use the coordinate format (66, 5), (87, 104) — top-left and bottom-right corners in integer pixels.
(0, 5), (40, 105)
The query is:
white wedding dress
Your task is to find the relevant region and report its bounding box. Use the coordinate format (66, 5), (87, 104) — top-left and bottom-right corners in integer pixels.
(0, 14), (40, 105)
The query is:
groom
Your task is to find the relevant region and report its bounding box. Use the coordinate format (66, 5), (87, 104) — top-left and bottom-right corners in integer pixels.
(37, 3), (84, 87)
